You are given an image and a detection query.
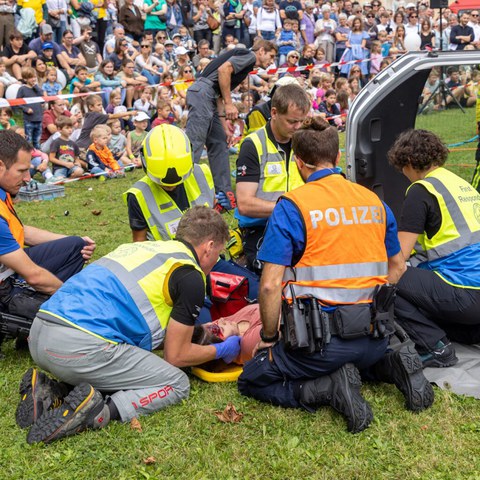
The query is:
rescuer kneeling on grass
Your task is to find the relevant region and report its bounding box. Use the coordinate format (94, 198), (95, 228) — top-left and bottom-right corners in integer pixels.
(388, 129), (480, 367)
(16, 206), (241, 444)
(238, 117), (434, 433)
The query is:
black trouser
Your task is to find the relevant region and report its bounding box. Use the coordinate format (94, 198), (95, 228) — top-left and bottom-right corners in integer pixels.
(394, 266), (480, 350)
(241, 226), (265, 275)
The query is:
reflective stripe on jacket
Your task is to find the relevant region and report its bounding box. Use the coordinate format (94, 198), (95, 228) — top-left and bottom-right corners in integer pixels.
(282, 174), (388, 305)
(94, 241), (205, 349)
(248, 125), (304, 202)
(409, 167), (480, 266)
(124, 164), (215, 241)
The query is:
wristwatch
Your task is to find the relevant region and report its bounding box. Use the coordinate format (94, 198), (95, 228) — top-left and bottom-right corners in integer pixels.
(260, 329), (279, 343)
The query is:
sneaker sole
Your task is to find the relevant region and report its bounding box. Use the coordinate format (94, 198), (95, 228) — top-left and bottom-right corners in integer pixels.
(422, 351), (459, 369)
(331, 364), (373, 434)
(16, 368), (39, 429)
(27, 383), (102, 445)
(391, 345), (435, 412)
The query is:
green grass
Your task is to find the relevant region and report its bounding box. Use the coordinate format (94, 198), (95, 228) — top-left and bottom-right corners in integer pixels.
(1, 109), (480, 479)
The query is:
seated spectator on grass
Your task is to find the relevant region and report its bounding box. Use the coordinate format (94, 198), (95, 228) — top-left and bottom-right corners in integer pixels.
(108, 38), (138, 72)
(30, 147), (54, 183)
(174, 65), (194, 105)
(103, 24), (128, 60)
(318, 88), (344, 130)
(86, 124), (125, 177)
(95, 59), (126, 107)
(0, 57), (18, 97)
(41, 99), (73, 151)
(107, 118), (130, 166)
(78, 26), (103, 76)
(151, 98), (176, 127)
(135, 40), (168, 85)
(126, 112), (149, 167)
(31, 58), (48, 88)
(70, 65), (101, 94)
(1, 31), (37, 81)
(0, 106), (15, 130)
(117, 59), (149, 109)
(42, 67), (63, 97)
(279, 50), (301, 78)
(133, 86), (155, 116)
(29, 25), (73, 78)
(76, 94), (137, 154)
(39, 42), (61, 70)
(60, 30), (86, 73)
(49, 115), (85, 180)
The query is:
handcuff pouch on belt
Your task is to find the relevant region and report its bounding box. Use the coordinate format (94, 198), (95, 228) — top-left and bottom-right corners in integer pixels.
(280, 283), (397, 353)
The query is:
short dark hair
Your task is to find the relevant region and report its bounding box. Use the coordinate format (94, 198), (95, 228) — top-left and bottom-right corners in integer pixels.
(251, 38), (278, 53)
(388, 129), (448, 172)
(55, 115), (74, 129)
(197, 39), (210, 49)
(9, 30), (23, 41)
(271, 84), (310, 115)
(0, 131), (32, 168)
(292, 117), (339, 167)
(176, 206), (229, 246)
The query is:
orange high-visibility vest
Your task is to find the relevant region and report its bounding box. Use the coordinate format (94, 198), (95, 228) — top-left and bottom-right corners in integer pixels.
(282, 174), (388, 305)
(0, 193), (24, 248)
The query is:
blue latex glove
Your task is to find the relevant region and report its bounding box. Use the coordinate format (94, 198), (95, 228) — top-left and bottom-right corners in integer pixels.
(213, 335), (241, 363)
(215, 192), (232, 210)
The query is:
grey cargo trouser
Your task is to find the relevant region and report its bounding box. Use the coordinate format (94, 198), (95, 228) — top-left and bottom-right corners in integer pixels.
(185, 78), (232, 193)
(28, 317), (190, 422)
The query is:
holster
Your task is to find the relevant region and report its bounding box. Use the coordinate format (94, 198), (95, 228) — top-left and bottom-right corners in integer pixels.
(371, 284), (397, 339)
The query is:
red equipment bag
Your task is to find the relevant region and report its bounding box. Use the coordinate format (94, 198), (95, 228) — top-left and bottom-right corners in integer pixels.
(209, 272), (250, 321)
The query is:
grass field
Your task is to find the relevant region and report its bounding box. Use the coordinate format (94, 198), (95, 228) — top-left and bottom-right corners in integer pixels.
(1, 108), (480, 479)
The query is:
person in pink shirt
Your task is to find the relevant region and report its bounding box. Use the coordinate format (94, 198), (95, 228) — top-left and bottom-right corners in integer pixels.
(193, 304), (261, 364)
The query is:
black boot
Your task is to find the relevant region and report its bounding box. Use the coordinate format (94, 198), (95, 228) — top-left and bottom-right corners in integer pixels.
(298, 363), (373, 434)
(374, 343), (434, 412)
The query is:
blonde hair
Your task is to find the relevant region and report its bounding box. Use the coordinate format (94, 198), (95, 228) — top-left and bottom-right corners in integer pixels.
(90, 124), (111, 140)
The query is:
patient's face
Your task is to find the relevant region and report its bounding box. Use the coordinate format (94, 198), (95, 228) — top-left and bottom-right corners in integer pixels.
(211, 318), (240, 338)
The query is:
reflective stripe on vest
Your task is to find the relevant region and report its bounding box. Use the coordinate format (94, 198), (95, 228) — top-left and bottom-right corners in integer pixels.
(409, 168), (480, 266)
(95, 242), (205, 349)
(282, 175), (388, 305)
(248, 126), (304, 202)
(124, 164), (215, 241)
(284, 261), (388, 282)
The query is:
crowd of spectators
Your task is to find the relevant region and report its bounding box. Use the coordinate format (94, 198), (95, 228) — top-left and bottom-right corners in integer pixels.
(0, 0), (478, 182)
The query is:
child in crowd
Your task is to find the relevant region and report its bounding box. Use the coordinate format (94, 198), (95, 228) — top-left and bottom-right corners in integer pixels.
(43, 67), (63, 97)
(336, 90), (349, 117)
(369, 41), (383, 77)
(126, 111), (149, 166)
(86, 124), (124, 177)
(0, 58), (19, 98)
(70, 65), (101, 94)
(0, 107), (16, 130)
(70, 87), (90, 116)
(378, 30), (391, 57)
(177, 25), (195, 51)
(30, 148), (54, 183)
(107, 118), (129, 166)
(315, 72), (333, 103)
(277, 19), (297, 65)
(151, 99), (175, 127)
(319, 88), (344, 131)
(49, 115), (85, 179)
(106, 89), (125, 115)
(133, 87), (154, 116)
(17, 67), (44, 149)
(314, 47), (330, 72)
(40, 43), (59, 69)
(76, 94), (137, 154)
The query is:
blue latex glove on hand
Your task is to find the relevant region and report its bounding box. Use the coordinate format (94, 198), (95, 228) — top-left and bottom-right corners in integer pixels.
(213, 335), (241, 363)
(215, 192), (232, 210)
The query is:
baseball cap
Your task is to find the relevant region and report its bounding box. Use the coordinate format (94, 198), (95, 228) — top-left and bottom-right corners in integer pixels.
(42, 42), (54, 50)
(175, 46), (188, 55)
(41, 24), (53, 35)
(134, 112), (150, 122)
(172, 33), (182, 39)
(406, 2), (416, 7)
(165, 40), (175, 46)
